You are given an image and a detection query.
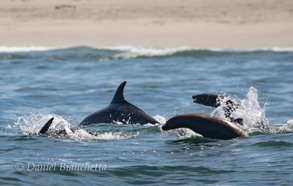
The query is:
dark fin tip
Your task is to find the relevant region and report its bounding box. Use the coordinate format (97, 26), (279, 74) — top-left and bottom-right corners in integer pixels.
(110, 81), (127, 104)
(39, 117), (54, 134)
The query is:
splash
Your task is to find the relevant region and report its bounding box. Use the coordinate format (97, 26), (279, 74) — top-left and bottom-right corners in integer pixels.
(211, 87), (268, 131)
(14, 113), (67, 133)
(15, 113), (137, 141)
(153, 115), (166, 125)
(64, 129), (137, 141)
(175, 128), (201, 139)
(287, 120), (293, 128)
(267, 120), (293, 134)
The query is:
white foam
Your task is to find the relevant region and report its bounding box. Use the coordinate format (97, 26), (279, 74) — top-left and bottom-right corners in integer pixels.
(15, 113), (58, 133)
(153, 115), (166, 124)
(1, 45), (293, 54)
(100, 45), (194, 58)
(176, 128), (200, 139)
(0, 46), (56, 53)
(15, 113), (137, 141)
(211, 87), (268, 130)
(262, 47), (293, 52)
(90, 131), (137, 140)
(90, 46), (293, 60)
(286, 120), (293, 129)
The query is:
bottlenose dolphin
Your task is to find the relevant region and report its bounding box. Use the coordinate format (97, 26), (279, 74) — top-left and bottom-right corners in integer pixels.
(162, 113), (248, 140)
(38, 117), (96, 138)
(79, 81), (158, 125)
(192, 93), (267, 128)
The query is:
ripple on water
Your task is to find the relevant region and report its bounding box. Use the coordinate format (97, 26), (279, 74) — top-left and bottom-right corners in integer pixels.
(1, 47), (293, 185)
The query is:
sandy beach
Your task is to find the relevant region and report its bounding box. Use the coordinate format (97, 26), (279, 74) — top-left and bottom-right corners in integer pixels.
(1, 0), (293, 49)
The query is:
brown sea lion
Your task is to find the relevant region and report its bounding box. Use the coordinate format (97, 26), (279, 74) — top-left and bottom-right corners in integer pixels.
(162, 113), (248, 140)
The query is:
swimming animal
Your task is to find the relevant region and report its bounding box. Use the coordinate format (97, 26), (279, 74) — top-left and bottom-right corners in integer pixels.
(162, 113), (248, 140)
(192, 93), (239, 108)
(38, 117), (96, 138)
(79, 81), (158, 125)
(193, 93), (243, 124)
(192, 93), (267, 128)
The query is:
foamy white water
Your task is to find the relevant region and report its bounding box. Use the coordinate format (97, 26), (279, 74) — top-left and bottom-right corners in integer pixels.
(14, 113), (138, 141)
(211, 87), (268, 131)
(1, 45), (293, 54)
(0, 46), (55, 53)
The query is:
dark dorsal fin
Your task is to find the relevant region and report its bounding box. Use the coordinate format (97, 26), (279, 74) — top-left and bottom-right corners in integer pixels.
(111, 81), (126, 104)
(39, 117), (54, 134)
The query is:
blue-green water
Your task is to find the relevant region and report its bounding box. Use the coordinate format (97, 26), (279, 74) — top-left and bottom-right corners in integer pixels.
(0, 46), (293, 185)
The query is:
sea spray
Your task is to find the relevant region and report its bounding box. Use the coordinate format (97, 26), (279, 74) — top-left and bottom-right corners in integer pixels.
(14, 113), (138, 141)
(211, 87), (268, 130)
(14, 113), (71, 133)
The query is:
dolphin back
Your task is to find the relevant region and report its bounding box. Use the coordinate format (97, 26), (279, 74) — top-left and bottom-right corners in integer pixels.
(79, 81), (158, 125)
(79, 102), (158, 125)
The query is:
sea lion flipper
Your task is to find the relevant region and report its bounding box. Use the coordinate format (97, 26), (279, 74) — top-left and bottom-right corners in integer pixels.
(110, 81), (126, 104)
(39, 117), (54, 134)
(192, 93), (221, 107)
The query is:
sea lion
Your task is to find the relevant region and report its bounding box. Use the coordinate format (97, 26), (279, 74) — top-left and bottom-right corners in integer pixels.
(162, 113), (248, 140)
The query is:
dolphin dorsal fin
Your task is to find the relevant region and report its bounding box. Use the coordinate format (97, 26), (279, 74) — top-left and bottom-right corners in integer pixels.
(39, 117), (54, 134)
(110, 81), (127, 104)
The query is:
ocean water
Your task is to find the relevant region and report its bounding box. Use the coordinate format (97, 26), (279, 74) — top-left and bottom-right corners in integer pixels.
(0, 46), (293, 185)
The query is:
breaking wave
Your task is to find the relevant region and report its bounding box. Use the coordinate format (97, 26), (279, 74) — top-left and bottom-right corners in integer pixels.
(1, 45), (293, 57)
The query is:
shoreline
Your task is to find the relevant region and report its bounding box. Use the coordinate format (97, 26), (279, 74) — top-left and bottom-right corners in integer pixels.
(1, 0), (293, 49)
(1, 45), (293, 53)
(2, 20), (293, 49)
